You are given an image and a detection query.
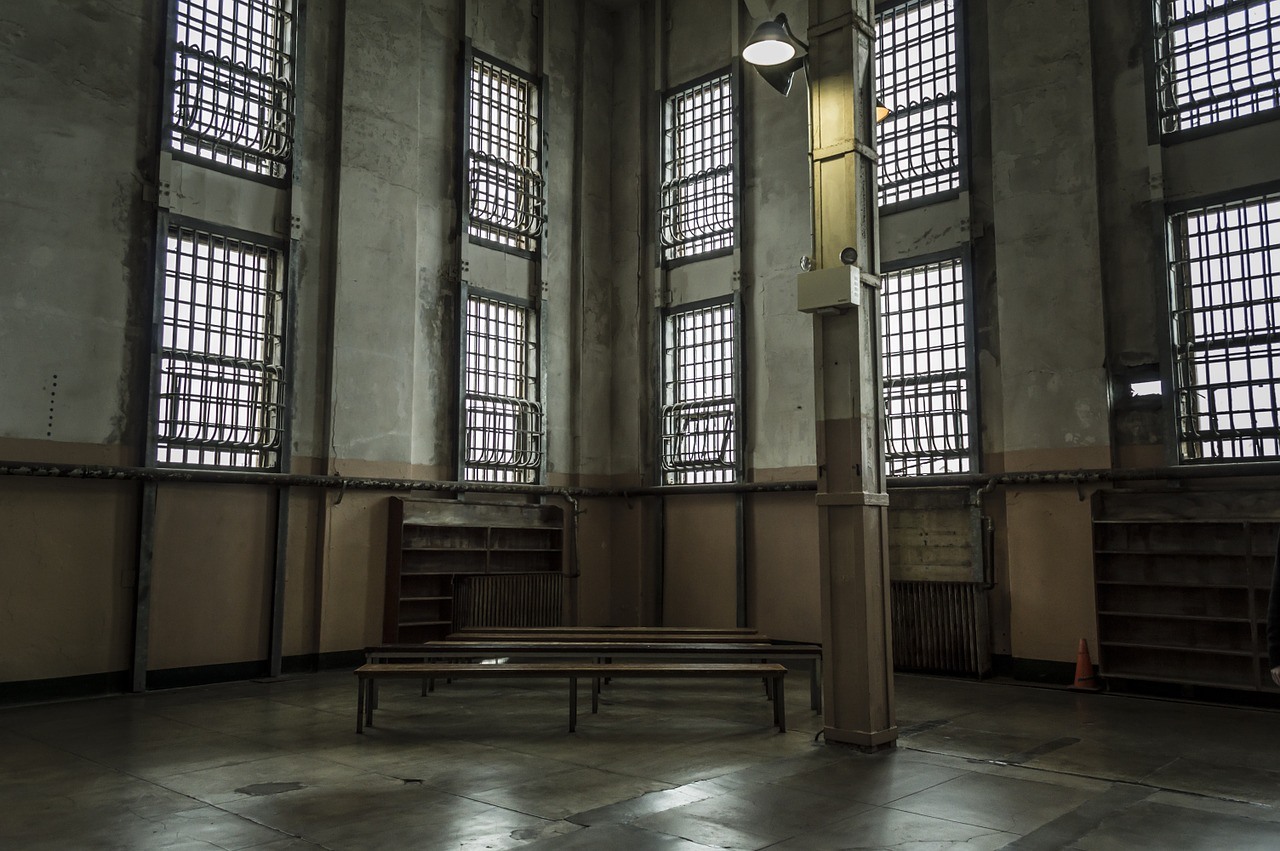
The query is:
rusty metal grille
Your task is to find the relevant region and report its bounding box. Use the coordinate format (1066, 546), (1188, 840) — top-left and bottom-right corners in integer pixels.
(1155, 0), (1280, 134)
(1169, 192), (1280, 461)
(467, 55), (544, 251)
(455, 573), (564, 629)
(659, 73), (735, 262)
(882, 258), (972, 476)
(661, 300), (737, 484)
(891, 580), (989, 676)
(156, 225), (284, 469)
(875, 0), (959, 207)
(169, 0), (294, 178)
(464, 294), (543, 483)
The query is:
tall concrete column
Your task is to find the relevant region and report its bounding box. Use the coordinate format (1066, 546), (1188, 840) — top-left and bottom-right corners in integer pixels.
(806, 0), (896, 750)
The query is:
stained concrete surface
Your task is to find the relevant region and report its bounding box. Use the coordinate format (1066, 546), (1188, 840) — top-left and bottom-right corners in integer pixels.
(1, 672), (1279, 849)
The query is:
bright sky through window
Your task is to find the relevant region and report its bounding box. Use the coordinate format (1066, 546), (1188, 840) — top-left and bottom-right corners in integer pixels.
(661, 301), (737, 484)
(1170, 193), (1280, 461)
(170, 0), (293, 177)
(463, 294), (543, 483)
(157, 226), (284, 469)
(881, 258), (972, 476)
(467, 56), (543, 251)
(659, 74), (735, 262)
(1155, 0), (1280, 133)
(875, 0), (959, 207)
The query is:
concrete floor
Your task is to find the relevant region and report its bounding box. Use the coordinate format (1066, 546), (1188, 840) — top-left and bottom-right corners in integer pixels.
(2, 670), (1279, 850)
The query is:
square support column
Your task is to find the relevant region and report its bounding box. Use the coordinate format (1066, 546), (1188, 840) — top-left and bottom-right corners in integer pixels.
(805, 0), (896, 749)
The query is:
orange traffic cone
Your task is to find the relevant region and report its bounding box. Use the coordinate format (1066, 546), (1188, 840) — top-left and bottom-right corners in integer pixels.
(1072, 638), (1100, 691)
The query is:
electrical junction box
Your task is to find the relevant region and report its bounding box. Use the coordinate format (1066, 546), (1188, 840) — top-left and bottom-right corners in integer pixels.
(796, 265), (860, 313)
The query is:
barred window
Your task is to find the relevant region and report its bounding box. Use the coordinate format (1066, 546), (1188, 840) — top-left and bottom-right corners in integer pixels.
(467, 54), (544, 251)
(881, 257), (973, 476)
(659, 72), (736, 263)
(1169, 193), (1280, 461)
(1154, 0), (1280, 134)
(661, 300), (738, 484)
(169, 0), (294, 178)
(155, 224), (285, 469)
(463, 293), (543, 483)
(875, 0), (960, 208)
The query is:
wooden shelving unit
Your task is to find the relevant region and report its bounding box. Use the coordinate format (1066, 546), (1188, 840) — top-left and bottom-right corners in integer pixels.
(384, 497), (566, 643)
(1092, 489), (1279, 693)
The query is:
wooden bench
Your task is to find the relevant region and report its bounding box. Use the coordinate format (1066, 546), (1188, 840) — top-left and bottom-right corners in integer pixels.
(449, 631), (769, 644)
(455, 626), (761, 635)
(366, 640), (823, 711)
(354, 661), (787, 734)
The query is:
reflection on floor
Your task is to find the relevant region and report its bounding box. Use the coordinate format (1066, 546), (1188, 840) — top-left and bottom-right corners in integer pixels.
(2, 669), (1279, 849)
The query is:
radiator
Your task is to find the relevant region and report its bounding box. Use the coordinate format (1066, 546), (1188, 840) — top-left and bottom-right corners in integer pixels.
(455, 573), (564, 629)
(891, 580), (990, 676)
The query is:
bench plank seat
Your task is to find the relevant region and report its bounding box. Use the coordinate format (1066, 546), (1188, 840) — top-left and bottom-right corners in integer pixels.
(449, 631), (768, 643)
(365, 640), (823, 711)
(354, 661), (786, 734)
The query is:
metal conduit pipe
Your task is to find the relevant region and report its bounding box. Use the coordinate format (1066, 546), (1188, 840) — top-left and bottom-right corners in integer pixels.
(4, 458), (1280, 498)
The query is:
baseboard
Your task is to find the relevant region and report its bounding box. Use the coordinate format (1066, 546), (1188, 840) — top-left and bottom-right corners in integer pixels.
(146, 659), (270, 691)
(0, 670), (131, 706)
(0, 650), (370, 706)
(281, 649), (365, 674)
(990, 654), (1077, 685)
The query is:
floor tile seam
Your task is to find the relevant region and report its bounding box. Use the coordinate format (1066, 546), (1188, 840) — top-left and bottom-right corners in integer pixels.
(901, 744), (1280, 811)
(14, 738), (311, 849)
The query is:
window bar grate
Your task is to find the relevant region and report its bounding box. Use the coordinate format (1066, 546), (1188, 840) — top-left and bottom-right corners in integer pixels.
(157, 225), (285, 469)
(467, 55), (544, 251)
(1169, 192), (1280, 461)
(661, 301), (737, 484)
(170, 0), (295, 178)
(659, 73), (735, 262)
(881, 258), (973, 476)
(463, 294), (543, 483)
(875, 0), (960, 208)
(1154, 0), (1280, 134)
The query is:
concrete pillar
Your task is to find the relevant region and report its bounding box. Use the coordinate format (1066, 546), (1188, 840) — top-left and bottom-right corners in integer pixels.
(806, 0), (896, 749)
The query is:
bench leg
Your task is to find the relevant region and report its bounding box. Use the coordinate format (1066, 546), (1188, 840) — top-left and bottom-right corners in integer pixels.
(356, 677), (366, 734)
(810, 660), (821, 712)
(773, 674), (786, 732)
(569, 677), (578, 733)
(370, 677), (379, 711)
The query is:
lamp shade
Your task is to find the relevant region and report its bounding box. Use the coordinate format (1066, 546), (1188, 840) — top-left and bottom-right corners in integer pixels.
(743, 20), (796, 67)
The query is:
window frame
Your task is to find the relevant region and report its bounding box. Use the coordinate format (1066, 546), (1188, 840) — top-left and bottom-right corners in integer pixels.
(657, 66), (741, 269)
(1164, 184), (1280, 463)
(147, 213), (290, 471)
(163, 0), (296, 185)
(873, 0), (968, 214)
(657, 293), (743, 485)
(457, 284), (546, 484)
(461, 44), (546, 259)
(880, 248), (980, 478)
(1151, 0), (1280, 142)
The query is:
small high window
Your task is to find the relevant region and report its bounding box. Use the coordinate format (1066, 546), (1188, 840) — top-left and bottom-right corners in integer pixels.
(169, 0), (295, 178)
(1154, 0), (1280, 134)
(881, 256), (974, 476)
(1168, 192), (1280, 461)
(466, 53), (544, 252)
(659, 72), (736, 264)
(462, 293), (544, 483)
(660, 298), (739, 484)
(875, 0), (960, 208)
(154, 223), (286, 469)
